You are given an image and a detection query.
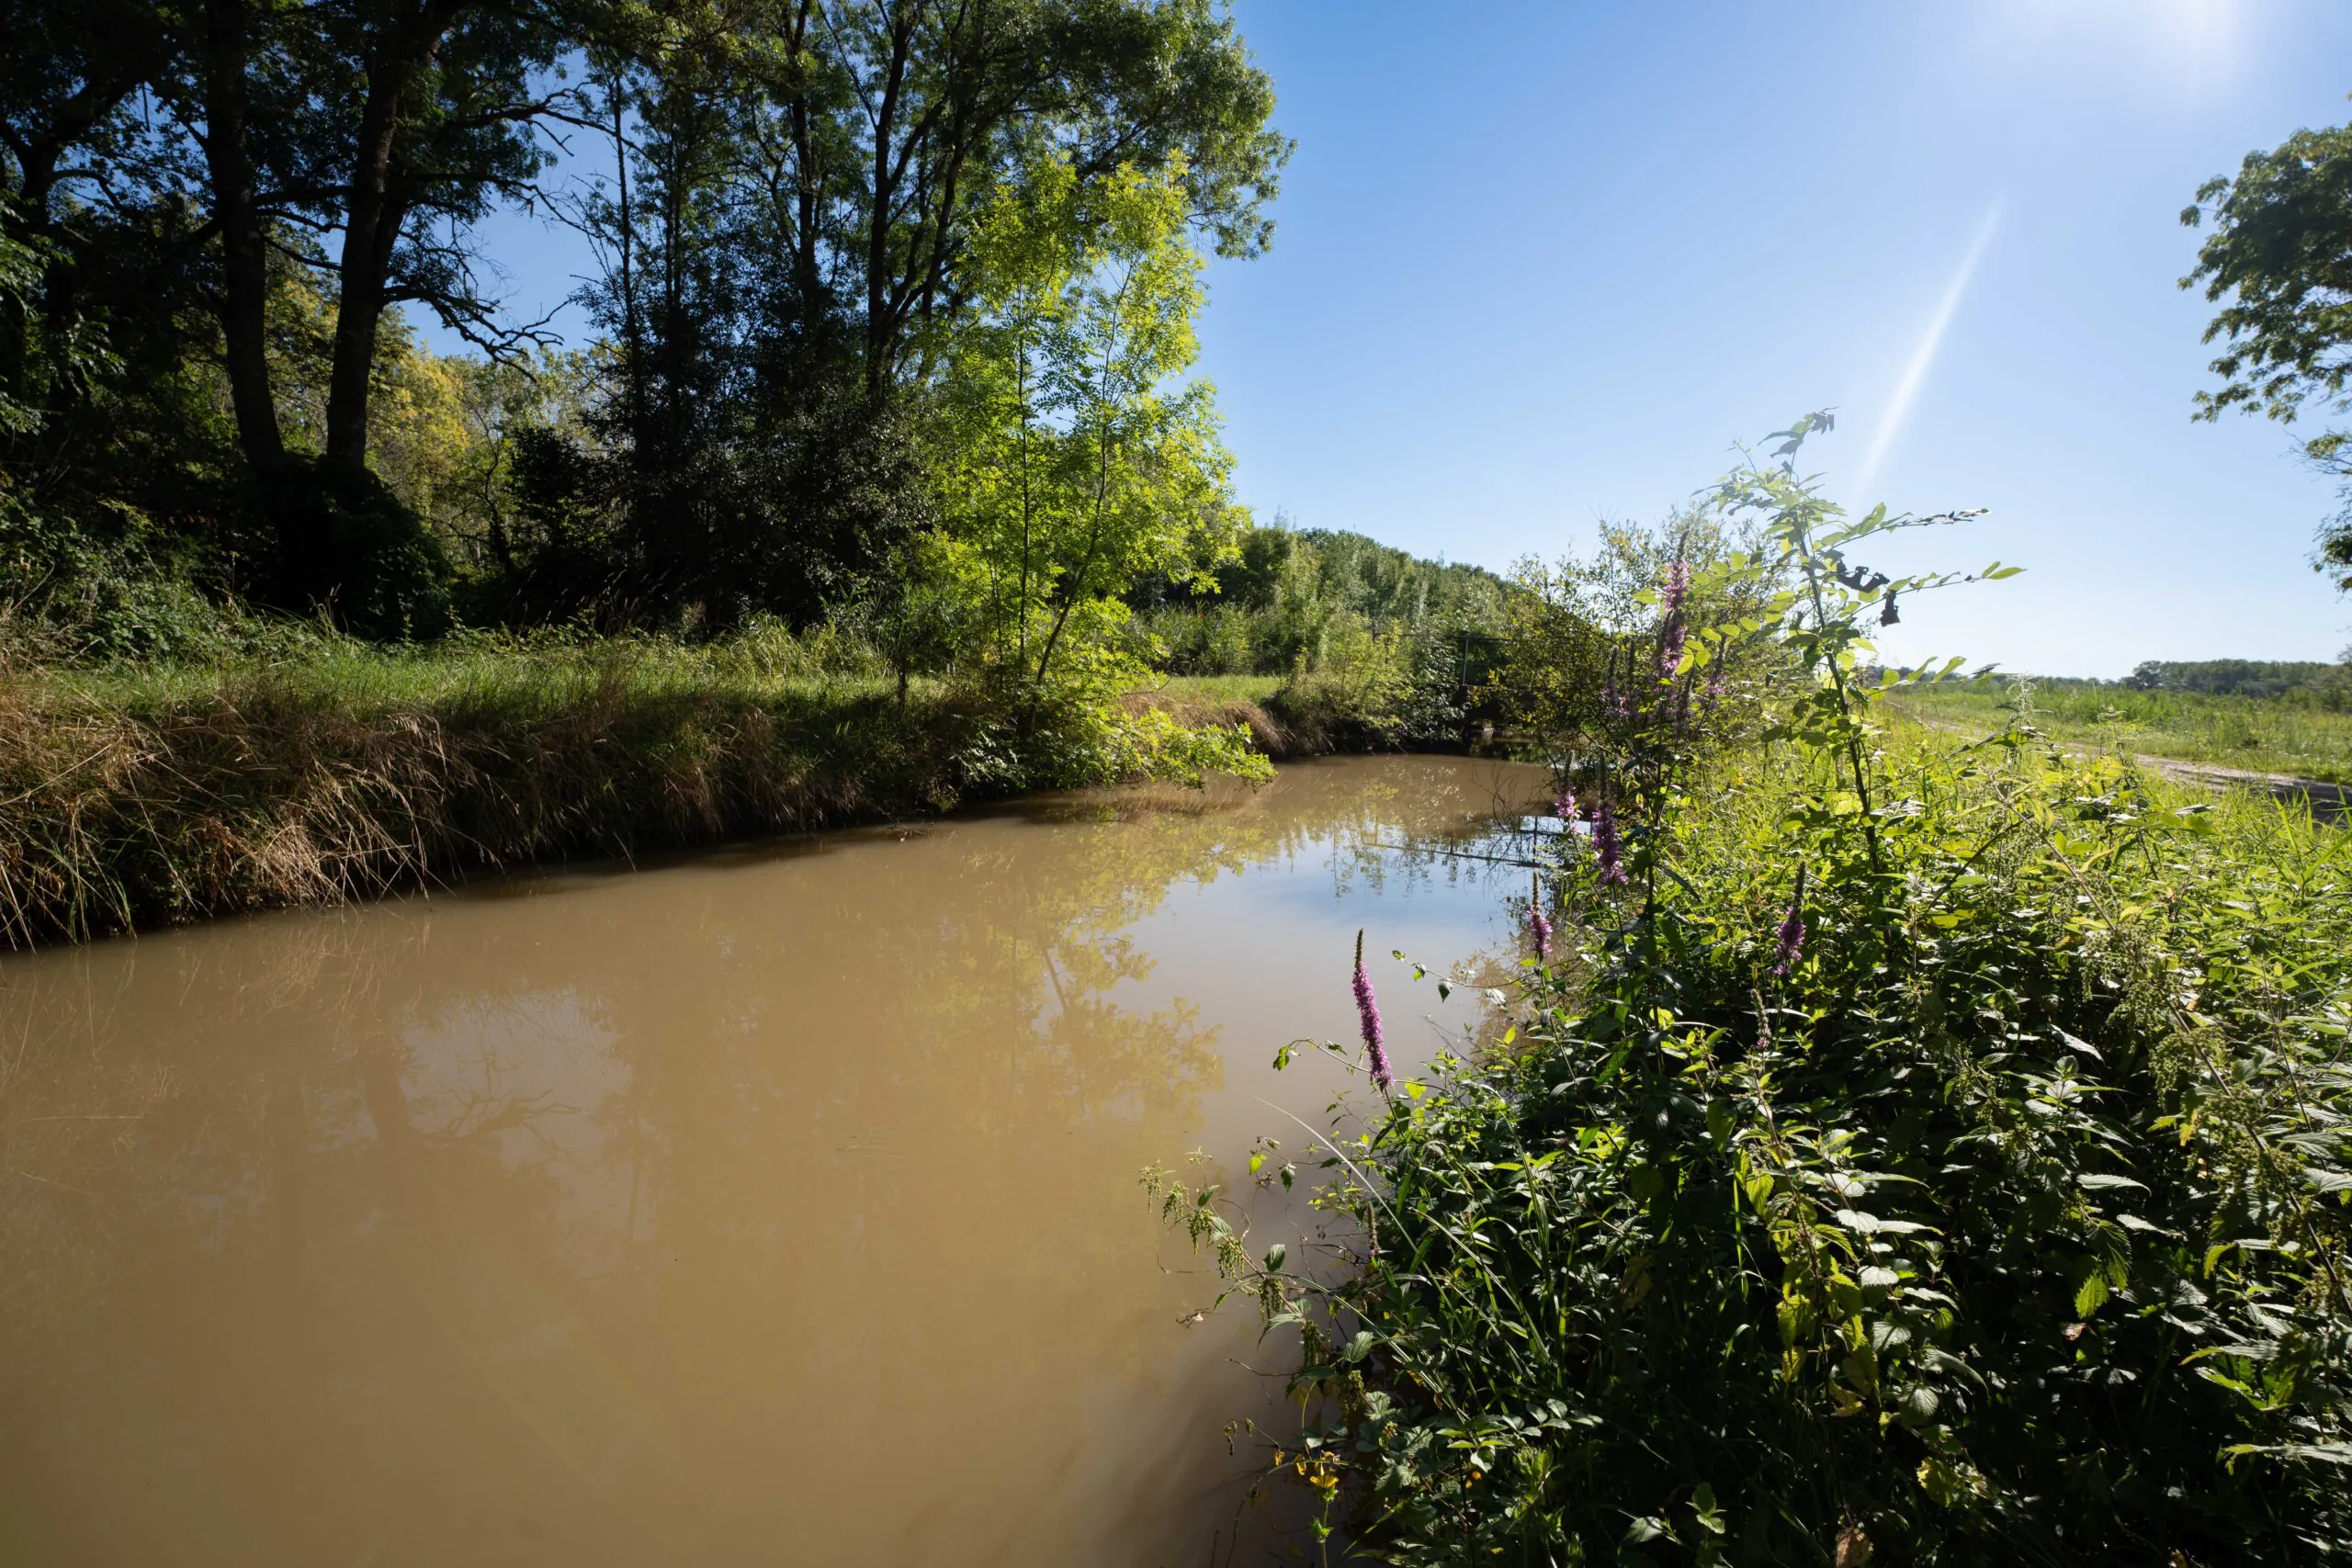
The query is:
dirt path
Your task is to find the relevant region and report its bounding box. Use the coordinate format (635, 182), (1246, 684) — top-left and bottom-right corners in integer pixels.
(2132, 755), (2348, 819)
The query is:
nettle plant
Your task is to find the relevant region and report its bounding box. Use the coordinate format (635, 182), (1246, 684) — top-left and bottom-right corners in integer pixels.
(1162, 420), (2352, 1566)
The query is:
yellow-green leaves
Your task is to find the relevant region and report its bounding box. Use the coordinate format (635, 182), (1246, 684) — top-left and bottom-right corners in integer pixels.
(944, 158), (1238, 717)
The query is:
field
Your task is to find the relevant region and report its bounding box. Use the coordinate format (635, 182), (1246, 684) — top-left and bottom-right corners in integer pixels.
(1897, 678), (2352, 784)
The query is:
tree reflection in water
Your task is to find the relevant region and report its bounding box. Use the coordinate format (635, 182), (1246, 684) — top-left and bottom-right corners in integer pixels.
(0, 755), (1550, 1567)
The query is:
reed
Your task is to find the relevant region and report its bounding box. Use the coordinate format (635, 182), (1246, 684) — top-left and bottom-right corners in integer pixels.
(0, 636), (977, 946)
(0, 625), (1378, 947)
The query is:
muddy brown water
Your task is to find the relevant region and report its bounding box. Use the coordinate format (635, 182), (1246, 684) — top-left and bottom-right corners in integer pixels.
(0, 755), (1554, 1566)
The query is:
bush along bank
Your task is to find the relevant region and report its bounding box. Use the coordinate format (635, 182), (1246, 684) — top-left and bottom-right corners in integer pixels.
(0, 628), (1283, 949)
(1173, 423), (2352, 1563)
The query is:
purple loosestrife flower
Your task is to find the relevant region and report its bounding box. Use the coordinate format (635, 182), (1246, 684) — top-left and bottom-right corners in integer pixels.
(1656, 560), (1691, 683)
(1771, 869), (1808, 976)
(1555, 787), (1577, 820)
(1703, 665), (1730, 711)
(1352, 929), (1394, 1093)
(1657, 616), (1688, 685)
(1528, 876), (1553, 961)
(1601, 680), (1629, 722)
(1592, 801), (1627, 886)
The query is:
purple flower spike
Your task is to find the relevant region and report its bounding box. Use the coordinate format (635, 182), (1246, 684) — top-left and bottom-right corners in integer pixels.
(1771, 870), (1808, 976)
(1352, 929), (1394, 1094)
(1657, 560), (1692, 682)
(1555, 787), (1577, 820)
(1528, 876), (1553, 962)
(1657, 616), (1688, 684)
(1593, 801), (1628, 886)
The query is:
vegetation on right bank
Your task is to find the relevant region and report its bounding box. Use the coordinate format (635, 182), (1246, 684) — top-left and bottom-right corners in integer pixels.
(1171, 422), (2352, 1564)
(1899, 669), (2352, 785)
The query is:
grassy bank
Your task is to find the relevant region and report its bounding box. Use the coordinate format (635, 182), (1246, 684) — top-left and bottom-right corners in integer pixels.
(1166, 449), (2352, 1563)
(0, 637), (1407, 948)
(0, 635), (962, 946)
(1899, 679), (2352, 783)
(1236, 730), (2352, 1562)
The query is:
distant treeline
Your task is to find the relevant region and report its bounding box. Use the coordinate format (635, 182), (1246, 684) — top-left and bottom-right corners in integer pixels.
(1128, 525), (1508, 676)
(2122, 658), (2350, 698)
(1952, 658), (2352, 715)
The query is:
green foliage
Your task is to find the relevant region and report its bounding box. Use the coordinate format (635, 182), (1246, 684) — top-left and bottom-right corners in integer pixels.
(1179, 424), (2352, 1564)
(2123, 660), (2350, 700)
(5, 0), (1287, 636)
(1136, 525), (1509, 673)
(1130, 525), (1510, 750)
(1495, 510), (1786, 760)
(2183, 112), (2352, 592)
(941, 154), (1238, 698)
(1904, 678), (2352, 786)
(2183, 119), (2352, 431)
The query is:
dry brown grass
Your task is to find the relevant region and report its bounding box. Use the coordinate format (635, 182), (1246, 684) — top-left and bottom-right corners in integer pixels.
(0, 631), (1398, 949)
(0, 646), (978, 947)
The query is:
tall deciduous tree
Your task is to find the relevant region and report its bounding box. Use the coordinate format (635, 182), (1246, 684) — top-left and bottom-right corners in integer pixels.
(940, 154), (1240, 714)
(544, 0), (1283, 628)
(165, 0), (571, 483)
(2183, 112), (2352, 592)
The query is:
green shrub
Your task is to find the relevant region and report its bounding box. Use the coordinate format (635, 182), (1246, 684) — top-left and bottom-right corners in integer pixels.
(1179, 422), (2352, 1564)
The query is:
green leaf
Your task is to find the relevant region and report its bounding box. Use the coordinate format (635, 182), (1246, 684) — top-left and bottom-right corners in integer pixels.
(2075, 1271), (2110, 1317)
(1624, 1516), (1671, 1544)
(1894, 1384), (1940, 1427)
(1263, 1244), (1286, 1274)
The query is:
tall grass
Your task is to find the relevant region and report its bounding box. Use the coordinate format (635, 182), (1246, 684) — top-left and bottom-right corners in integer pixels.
(0, 631), (980, 946)
(1901, 680), (2352, 784)
(0, 628), (1391, 947)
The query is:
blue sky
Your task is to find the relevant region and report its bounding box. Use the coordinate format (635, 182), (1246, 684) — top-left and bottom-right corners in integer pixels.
(446, 1), (2352, 675)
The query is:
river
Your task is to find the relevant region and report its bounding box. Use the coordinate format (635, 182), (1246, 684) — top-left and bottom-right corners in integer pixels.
(0, 754), (1553, 1566)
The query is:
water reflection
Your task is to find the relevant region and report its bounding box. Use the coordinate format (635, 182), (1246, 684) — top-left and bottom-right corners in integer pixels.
(0, 756), (1549, 1566)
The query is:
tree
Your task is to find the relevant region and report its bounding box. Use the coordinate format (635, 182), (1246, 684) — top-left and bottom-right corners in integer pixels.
(2182, 111), (2352, 592)
(939, 154), (1239, 718)
(532, 0), (1286, 630)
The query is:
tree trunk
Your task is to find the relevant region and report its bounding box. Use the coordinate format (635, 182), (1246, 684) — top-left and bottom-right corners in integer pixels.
(862, 7), (916, 398)
(325, 2), (465, 481)
(322, 51), (416, 479)
(610, 68), (646, 445)
(200, 0), (284, 470)
(784, 0), (827, 371)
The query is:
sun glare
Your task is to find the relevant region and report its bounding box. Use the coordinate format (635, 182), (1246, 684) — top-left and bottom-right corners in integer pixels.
(1986, 0), (2247, 86)
(1854, 205), (2003, 502)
